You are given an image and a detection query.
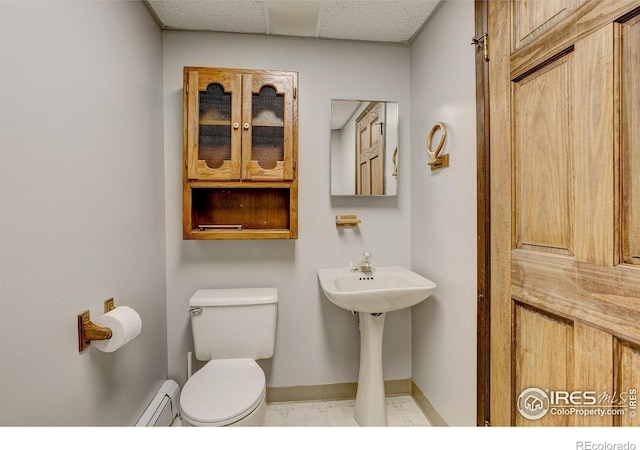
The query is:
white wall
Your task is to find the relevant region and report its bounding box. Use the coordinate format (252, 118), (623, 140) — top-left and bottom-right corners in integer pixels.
(330, 128), (356, 194)
(331, 103), (364, 195)
(0, 0), (479, 427)
(410, 0), (478, 426)
(163, 32), (413, 388)
(0, 1), (167, 425)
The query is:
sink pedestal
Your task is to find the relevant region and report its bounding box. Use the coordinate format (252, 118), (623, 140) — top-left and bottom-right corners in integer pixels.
(354, 312), (386, 426)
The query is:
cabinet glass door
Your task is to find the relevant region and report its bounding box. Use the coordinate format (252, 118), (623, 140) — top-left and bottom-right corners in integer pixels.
(186, 70), (242, 180)
(242, 73), (295, 181)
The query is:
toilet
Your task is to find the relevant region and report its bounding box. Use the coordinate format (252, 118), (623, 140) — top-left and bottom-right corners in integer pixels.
(179, 288), (278, 427)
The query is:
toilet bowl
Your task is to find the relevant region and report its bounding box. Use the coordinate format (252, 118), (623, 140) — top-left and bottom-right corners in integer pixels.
(180, 358), (266, 426)
(178, 288), (278, 427)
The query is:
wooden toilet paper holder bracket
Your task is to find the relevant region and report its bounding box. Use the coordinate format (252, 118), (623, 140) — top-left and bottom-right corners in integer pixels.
(77, 299), (115, 352)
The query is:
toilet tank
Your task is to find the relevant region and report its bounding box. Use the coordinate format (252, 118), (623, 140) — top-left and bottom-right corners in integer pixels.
(189, 288), (278, 361)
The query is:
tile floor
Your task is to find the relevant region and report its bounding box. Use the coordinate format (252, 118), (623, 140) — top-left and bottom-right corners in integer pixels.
(265, 396), (431, 427)
(173, 395), (431, 427)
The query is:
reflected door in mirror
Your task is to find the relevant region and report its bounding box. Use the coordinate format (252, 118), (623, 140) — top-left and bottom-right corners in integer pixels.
(356, 102), (385, 195)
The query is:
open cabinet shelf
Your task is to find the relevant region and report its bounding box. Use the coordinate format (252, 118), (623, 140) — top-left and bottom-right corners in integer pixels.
(183, 184), (297, 240)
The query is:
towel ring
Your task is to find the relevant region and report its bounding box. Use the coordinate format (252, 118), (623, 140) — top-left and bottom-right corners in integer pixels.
(426, 122), (449, 170)
(427, 122), (446, 159)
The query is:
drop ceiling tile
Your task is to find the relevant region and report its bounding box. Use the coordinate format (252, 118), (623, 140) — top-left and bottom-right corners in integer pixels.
(148, 0), (267, 33)
(267, 1), (323, 37)
(318, 0), (440, 43)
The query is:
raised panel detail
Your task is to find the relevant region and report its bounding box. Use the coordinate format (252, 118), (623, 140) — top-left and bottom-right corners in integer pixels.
(512, 0), (574, 50)
(574, 323), (614, 426)
(622, 15), (640, 265)
(573, 24), (615, 266)
(514, 304), (573, 426)
(514, 55), (573, 253)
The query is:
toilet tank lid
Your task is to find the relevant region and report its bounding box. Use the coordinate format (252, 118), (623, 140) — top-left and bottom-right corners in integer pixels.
(189, 288), (278, 306)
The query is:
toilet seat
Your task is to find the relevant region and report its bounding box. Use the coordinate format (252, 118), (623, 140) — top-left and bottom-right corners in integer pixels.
(180, 358), (266, 426)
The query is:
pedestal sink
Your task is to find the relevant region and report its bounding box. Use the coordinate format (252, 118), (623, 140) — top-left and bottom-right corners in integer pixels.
(317, 266), (436, 426)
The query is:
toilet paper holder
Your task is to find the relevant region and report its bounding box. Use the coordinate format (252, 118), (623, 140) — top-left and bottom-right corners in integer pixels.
(77, 299), (115, 352)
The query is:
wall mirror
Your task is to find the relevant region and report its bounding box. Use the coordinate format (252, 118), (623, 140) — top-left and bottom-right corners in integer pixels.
(330, 99), (398, 196)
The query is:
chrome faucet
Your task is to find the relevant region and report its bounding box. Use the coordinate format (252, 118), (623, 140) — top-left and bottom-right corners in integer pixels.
(353, 251), (374, 273)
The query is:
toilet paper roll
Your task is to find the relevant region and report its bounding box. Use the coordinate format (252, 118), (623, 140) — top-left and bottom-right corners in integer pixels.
(92, 306), (142, 353)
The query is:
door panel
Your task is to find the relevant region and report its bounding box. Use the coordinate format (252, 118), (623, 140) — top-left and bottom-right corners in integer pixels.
(489, 0), (640, 426)
(574, 23), (615, 266)
(515, 304), (618, 426)
(513, 0), (577, 50)
(574, 323), (614, 426)
(514, 304), (573, 426)
(514, 54), (573, 253)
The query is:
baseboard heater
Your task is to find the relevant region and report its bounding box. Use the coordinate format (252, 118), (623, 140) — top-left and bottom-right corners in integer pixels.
(135, 380), (180, 427)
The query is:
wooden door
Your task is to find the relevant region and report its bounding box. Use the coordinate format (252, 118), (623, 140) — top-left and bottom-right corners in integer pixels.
(184, 68), (242, 181)
(241, 71), (296, 181)
(489, 0), (640, 426)
(355, 102), (385, 195)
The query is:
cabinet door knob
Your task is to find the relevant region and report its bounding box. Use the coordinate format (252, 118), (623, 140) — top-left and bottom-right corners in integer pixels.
(233, 122), (239, 129)
(243, 123), (250, 130)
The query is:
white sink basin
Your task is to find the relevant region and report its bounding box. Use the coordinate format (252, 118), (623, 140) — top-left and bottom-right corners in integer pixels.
(317, 266), (436, 313)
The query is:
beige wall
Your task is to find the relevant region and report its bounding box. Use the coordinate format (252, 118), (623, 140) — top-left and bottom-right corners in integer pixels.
(0, 1), (167, 425)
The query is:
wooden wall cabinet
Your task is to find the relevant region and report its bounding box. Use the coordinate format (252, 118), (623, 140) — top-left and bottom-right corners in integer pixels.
(183, 67), (298, 239)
